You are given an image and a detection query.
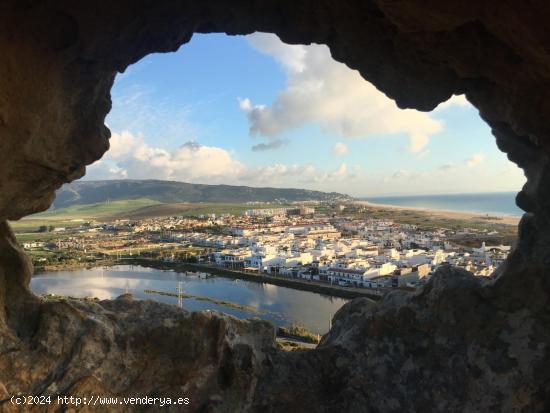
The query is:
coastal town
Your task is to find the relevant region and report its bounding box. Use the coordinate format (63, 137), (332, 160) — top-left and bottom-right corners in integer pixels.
(20, 202), (513, 295)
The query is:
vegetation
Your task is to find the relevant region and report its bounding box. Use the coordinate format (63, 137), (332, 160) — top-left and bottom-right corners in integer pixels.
(11, 197), (313, 235)
(143, 288), (271, 315)
(19, 198), (159, 220)
(276, 341), (311, 352)
(10, 199), (291, 235)
(52, 179), (352, 208)
(40, 294), (100, 302)
(277, 324), (321, 344)
(351, 205), (517, 244)
(15, 231), (75, 242)
(10, 198), (160, 233)
(111, 202), (293, 220)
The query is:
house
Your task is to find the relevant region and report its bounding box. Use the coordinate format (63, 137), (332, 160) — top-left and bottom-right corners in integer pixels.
(328, 267), (368, 286)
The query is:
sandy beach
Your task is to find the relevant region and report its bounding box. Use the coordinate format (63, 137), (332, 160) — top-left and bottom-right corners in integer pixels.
(354, 200), (521, 226)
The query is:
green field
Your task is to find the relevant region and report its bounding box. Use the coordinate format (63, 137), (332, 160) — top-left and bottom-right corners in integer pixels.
(9, 198), (162, 232)
(347, 204), (518, 246)
(356, 206), (516, 233)
(117, 202), (291, 220)
(33, 198), (161, 219)
(10, 199), (288, 234)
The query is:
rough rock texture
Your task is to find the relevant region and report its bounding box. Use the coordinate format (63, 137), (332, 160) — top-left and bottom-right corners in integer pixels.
(1, 1), (550, 412)
(253, 267), (550, 412)
(0, 289), (276, 412)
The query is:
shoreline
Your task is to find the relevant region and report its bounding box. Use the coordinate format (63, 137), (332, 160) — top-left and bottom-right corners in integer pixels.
(33, 260), (117, 273)
(354, 200), (521, 226)
(33, 258), (383, 300)
(39, 292), (320, 348)
(127, 258), (384, 300)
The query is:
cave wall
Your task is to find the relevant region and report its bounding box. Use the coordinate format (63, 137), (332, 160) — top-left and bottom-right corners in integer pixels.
(0, 1), (549, 411)
(2, 1), (550, 221)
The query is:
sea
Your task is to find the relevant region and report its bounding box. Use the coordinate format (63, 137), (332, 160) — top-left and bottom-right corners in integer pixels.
(362, 192), (523, 217)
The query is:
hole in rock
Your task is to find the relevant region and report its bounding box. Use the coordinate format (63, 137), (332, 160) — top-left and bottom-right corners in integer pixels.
(15, 33), (526, 347)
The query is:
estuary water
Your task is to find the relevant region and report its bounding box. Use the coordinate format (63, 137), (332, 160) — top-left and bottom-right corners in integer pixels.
(30, 265), (348, 334)
(363, 192), (522, 216)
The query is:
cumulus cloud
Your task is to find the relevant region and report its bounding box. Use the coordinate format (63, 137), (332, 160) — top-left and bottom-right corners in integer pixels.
(332, 142), (349, 156)
(108, 165), (128, 178)
(89, 131), (246, 183)
(435, 94), (471, 111)
(240, 162), (357, 186)
(242, 164), (317, 185)
(105, 131), (138, 159)
(465, 153), (485, 167)
(86, 161), (128, 180)
(327, 163), (348, 180)
(308, 163), (357, 184)
(241, 33), (443, 152)
(87, 131), (359, 188)
(127, 140), (246, 181)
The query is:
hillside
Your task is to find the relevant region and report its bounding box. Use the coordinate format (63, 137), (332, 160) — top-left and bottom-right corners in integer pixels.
(52, 179), (353, 208)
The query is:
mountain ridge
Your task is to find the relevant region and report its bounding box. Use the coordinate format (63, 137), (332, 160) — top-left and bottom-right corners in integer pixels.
(52, 179), (353, 208)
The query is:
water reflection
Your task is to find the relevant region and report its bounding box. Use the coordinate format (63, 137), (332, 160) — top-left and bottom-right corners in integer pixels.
(30, 265), (348, 334)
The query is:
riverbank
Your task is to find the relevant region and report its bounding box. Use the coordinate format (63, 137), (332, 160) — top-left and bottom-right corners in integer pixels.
(39, 293), (319, 350)
(144, 288), (270, 314)
(121, 258), (383, 300)
(33, 259), (117, 273)
(32, 258), (382, 300)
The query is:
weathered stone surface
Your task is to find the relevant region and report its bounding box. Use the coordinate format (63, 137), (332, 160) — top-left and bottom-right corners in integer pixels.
(1, 1), (550, 412)
(251, 267), (550, 412)
(0, 293), (276, 412)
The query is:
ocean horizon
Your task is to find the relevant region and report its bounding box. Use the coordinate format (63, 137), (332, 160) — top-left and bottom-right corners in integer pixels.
(361, 192), (523, 217)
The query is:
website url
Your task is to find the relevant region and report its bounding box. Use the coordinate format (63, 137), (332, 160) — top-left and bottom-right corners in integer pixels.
(11, 395), (190, 407)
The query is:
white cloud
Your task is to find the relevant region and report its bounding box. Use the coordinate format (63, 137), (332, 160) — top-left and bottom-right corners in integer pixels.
(238, 98), (252, 112)
(85, 161), (124, 180)
(465, 153), (485, 167)
(327, 163), (348, 180)
(241, 162), (356, 186)
(332, 142), (349, 156)
(435, 94), (471, 111)
(87, 131), (359, 188)
(105, 131), (140, 159)
(88, 131), (246, 183)
(247, 36), (307, 73)
(308, 163), (356, 184)
(241, 33), (443, 153)
(127, 140), (247, 181)
(409, 133), (429, 153)
(242, 164), (317, 185)
(86, 132), (526, 198)
(108, 165), (128, 178)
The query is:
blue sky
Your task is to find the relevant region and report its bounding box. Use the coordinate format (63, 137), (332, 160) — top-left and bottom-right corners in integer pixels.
(87, 32), (526, 196)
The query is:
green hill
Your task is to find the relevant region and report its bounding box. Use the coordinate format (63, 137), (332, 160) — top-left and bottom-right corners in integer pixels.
(52, 179), (353, 208)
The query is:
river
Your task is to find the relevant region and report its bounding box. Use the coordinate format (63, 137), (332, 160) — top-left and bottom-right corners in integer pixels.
(30, 265), (349, 334)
